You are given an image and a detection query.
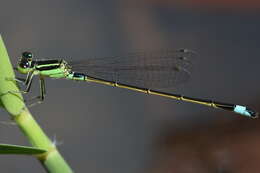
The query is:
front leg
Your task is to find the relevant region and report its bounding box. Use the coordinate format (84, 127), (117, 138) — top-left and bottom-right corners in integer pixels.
(4, 71), (34, 95)
(12, 71), (34, 94)
(25, 77), (46, 107)
(23, 72), (34, 93)
(5, 72), (47, 107)
(6, 71), (34, 89)
(0, 72), (35, 105)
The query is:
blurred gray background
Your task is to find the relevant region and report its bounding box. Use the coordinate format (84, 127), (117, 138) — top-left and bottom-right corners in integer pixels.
(0, 0), (260, 172)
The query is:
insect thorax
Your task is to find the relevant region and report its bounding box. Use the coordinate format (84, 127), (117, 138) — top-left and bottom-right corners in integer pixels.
(36, 59), (72, 78)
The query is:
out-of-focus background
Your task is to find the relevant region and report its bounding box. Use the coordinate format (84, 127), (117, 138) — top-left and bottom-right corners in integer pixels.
(0, 0), (260, 172)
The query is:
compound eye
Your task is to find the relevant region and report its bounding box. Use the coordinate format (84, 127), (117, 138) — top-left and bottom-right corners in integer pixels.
(22, 51), (33, 60)
(19, 59), (30, 68)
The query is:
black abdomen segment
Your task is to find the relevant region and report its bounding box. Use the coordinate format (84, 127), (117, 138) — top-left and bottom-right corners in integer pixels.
(71, 72), (86, 80)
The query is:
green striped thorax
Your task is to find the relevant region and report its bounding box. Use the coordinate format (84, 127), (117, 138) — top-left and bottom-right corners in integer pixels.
(17, 52), (72, 78)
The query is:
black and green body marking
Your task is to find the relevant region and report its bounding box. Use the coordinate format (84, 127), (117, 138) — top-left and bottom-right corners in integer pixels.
(16, 51), (258, 118)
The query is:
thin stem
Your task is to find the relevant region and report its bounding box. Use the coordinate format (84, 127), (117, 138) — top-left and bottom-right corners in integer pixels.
(0, 35), (73, 173)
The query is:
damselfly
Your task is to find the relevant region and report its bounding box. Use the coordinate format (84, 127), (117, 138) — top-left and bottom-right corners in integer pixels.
(14, 50), (258, 118)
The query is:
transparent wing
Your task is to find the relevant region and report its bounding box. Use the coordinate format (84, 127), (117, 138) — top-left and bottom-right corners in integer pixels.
(69, 50), (194, 89)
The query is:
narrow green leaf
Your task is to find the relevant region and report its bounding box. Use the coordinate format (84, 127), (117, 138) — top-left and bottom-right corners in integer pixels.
(0, 143), (46, 155)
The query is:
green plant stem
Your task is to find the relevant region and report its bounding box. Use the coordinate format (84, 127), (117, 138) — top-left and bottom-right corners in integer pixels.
(0, 35), (73, 173)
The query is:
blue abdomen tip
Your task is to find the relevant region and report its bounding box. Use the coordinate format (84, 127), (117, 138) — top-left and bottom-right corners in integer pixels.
(234, 105), (258, 118)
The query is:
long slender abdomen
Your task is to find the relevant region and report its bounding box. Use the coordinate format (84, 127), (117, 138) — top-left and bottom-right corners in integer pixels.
(67, 72), (258, 118)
